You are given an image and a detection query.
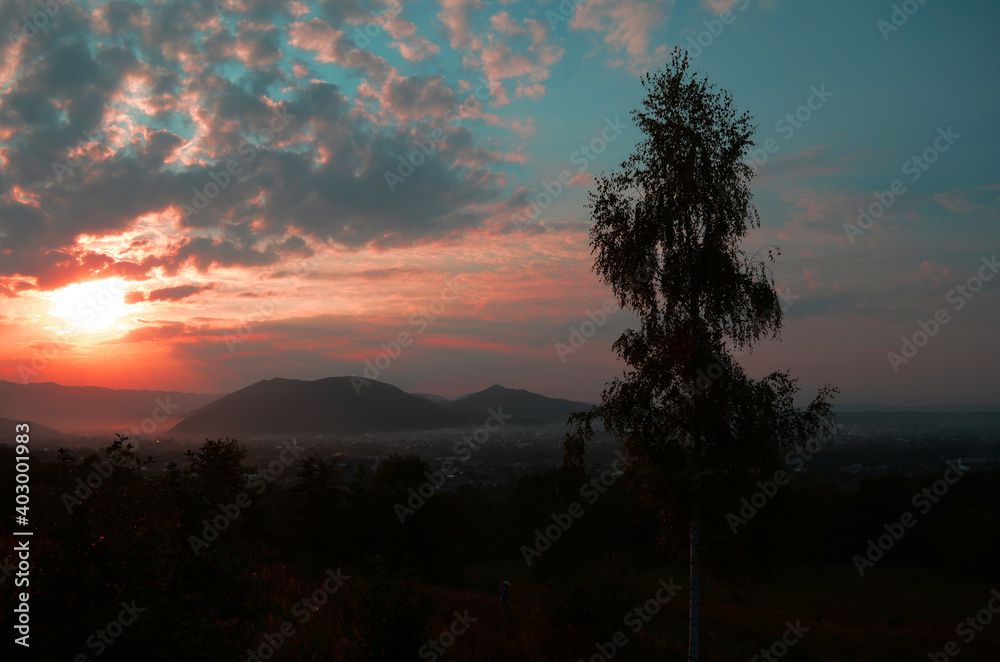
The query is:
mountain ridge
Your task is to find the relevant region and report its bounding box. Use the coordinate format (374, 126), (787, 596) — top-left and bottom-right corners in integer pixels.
(168, 376), (474, 437)
(3, 378), (998, 439)
(444, 384), (592, 425)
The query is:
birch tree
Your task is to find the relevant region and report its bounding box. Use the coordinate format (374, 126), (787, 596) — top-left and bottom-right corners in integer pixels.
(565, 48), (837, 661)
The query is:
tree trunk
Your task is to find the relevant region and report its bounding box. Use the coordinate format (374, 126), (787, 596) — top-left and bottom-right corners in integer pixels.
(688, 478), (701, 662)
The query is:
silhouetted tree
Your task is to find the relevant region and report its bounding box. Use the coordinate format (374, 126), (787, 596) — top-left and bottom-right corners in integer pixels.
(292, 454), (346, 560)
(185, 436), (249, 505)
(565, 48), (837, 661)
(297, 454), (344, 506)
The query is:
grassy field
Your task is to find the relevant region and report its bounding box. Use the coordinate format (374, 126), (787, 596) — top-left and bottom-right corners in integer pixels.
(444, 554), (1000, 661)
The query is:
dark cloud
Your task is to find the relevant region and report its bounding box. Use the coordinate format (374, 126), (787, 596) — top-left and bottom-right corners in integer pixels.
(104, 321), (188, 344)
(147, 284), (215, 302)
(0, 0), (516, 296)
(101, 0), (146, 34)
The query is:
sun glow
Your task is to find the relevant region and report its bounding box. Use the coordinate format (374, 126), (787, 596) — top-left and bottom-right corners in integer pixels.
(49, 278), (129, 333)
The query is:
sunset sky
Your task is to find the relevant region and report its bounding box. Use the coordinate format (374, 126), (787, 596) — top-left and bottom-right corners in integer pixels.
(0, 0), (997, 406)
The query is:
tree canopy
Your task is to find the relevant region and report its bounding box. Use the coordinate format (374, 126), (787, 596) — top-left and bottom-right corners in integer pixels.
(565, 48), (837, 661)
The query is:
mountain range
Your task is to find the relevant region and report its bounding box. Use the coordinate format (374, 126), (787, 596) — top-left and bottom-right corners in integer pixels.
(168, 378), (594, 437)
(445, 384), (595, 425)
(170, 377), (472, 437)
(1, 377), (997, 440)
(0, 377), (594, 438)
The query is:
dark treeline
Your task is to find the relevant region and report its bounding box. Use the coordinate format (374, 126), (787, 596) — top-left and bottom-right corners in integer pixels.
(1, 437), (998, 661)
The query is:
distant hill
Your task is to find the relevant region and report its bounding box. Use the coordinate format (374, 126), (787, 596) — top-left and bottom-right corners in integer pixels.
(413, 393), (452, 405)
(835, 404), (1000, 413)
(832, 404), (1000, 431)
(169, 377), (474, 437)
(447, 385), (592, 425)
(0, 380), (219, 434)
(0, 418), (61, 443)
(835, 410), (1000, 430)
(12, 377), (994, 440)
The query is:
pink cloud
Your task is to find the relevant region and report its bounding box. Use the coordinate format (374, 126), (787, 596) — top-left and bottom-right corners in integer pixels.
(371, 1), (443, 61)
(701, 0), (742, 14)
(286, 18), (392, 80)
(393, 37), (441, 61)
(889, 261), (952, 288)
(359, 72), (463, 124)
(802, 267), (822, 290)
(470, 33), (563, 107)
(438, 0), (481, 50)
(933, 191), (987, 214)
(515, 82), (546, 99)
(490, 11), (523, 36)
(570, 0), (670, 74)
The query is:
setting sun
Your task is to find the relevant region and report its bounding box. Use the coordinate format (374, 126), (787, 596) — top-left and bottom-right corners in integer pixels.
(49, 278), (129, 333)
